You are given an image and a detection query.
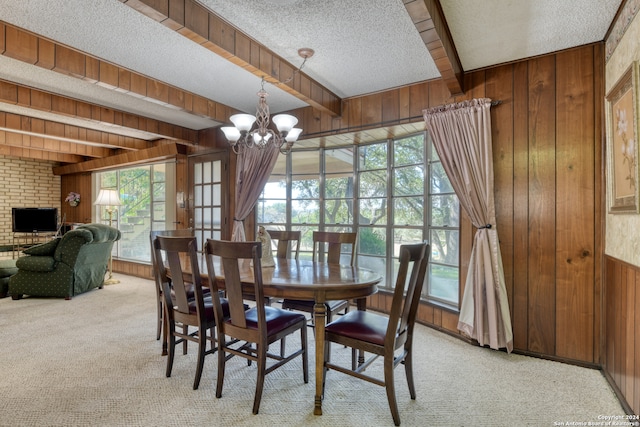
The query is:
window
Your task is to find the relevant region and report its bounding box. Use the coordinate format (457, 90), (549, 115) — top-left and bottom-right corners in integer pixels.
(94, 162), (176, 263)
(256, 131), (460, 309)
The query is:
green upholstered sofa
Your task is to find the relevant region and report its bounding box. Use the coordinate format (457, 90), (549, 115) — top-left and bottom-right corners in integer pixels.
(8, 223), (121, 300)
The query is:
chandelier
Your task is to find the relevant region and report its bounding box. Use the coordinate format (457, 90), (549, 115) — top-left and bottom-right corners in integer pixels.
(221, 48), (314, 155)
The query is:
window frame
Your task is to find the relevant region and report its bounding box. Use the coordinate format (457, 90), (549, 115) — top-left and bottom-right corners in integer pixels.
(256, 131), (460, 310)
(93, 162), (176, 263)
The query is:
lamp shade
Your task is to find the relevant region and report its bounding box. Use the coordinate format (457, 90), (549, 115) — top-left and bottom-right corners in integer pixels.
(272, 114), (298, 133)
(221, 126), (241, 142)
(229, 113), (257, 132)
(285, 128), (303, 142)
(94, 189), (123, 206)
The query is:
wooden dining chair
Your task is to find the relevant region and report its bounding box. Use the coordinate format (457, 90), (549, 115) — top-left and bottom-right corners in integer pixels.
(322, 242), (429, 426)
(266, 229), (301, 356)
(149, 229), (208, 356)
(266, 229), (301, 260)
(281, 231), (355, 325)
(153, 235), (224, 390)
(204, 239), (308, 414)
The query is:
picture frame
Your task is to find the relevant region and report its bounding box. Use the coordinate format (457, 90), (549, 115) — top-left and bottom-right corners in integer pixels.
(606, 61), (640, 213)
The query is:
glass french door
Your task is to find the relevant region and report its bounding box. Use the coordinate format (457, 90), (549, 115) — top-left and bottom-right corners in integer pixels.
(189, 152), (229, 252)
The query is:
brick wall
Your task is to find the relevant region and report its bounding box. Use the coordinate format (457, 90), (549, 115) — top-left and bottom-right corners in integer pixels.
(0, 156), (61, 246)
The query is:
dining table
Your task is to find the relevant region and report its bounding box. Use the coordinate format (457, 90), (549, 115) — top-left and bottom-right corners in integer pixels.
(198, 256), (382, 416)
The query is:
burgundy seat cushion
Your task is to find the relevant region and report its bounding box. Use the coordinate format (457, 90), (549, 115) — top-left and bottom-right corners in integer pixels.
(170, 283), (210, 301)
(325, 310), (388, 346)
(232, 306), (305, 335)
(186, 296), (231, 320)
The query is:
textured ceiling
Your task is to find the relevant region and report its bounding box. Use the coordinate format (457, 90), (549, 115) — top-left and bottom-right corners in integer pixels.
(0, 0), (624, 152)
(198, 0), (441, 98)
(441, 0), (621, 71)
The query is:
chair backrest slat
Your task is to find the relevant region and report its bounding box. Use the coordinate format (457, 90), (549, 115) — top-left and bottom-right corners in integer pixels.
(154, 235), (204, 316)
(266, 230), (301, 260)
(386, 242), (429, 346)
(312, 231), (357, 266)
(150, 229), (195, 287)
(205, 240), (265, 333)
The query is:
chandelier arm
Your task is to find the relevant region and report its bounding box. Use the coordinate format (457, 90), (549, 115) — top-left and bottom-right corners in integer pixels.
(222, 49), (313, 155)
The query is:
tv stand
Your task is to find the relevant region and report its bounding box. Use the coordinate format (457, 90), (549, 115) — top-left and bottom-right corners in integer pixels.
(12, 232), (56, 259)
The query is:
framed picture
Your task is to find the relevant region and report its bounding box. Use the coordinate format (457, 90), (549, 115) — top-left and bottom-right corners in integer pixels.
(606, 61), (640, 213)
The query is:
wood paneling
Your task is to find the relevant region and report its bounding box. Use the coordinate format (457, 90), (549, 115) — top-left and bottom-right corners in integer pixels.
(486, 63), (515, 320)
(554, 47), (596, 361)
(309, 43), (605, 367)
(527, 54), (557, 356)
(61, 173), (92, 224)
(604, 256), (640, 416)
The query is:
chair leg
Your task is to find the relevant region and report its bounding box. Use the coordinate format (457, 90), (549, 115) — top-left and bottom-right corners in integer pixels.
(193, 328), (206, 390)
(351, 347), (357, 371)
(404, 348), (416, 399)
(208, 327), (217, 353)
(322, 335), (330, 398)
(161, 314), (169, 356)
(156, 299), (163, 341)
(384, 357), (400, 426)
(215, 338), (226, 398)
(280, 337), (286, 357)
(301, 325), (309, 384)
(182, 325), (188, 355)
(166, 328), (176, 378)
(253, 343), (267, 414)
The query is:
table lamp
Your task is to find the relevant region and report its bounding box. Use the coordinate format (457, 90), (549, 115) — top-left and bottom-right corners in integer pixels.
(94, 189), (123, 285)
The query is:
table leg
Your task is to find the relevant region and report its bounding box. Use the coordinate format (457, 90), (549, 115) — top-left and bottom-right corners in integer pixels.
(356, 297), (366, 366)
(313, 302), (327, 415)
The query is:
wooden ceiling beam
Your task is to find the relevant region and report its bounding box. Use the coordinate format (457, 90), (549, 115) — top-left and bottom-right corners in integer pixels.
(0, 21), (232, 128)
(0, 79), (197, 147)
(0, 140), (85, 163)
(403, 0), (464, 96)
(123, 0), (343, 117)
(52, 142), (186, 175)
(0, 111), (136, 157)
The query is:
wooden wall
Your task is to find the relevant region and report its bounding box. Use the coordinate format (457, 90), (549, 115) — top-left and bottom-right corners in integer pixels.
(108, 43), (605, 367)
(604, 256), (640, 415)
(480, 44), (602, 365)
(60, 173), (92, 224)
(297, 43), (604, 365)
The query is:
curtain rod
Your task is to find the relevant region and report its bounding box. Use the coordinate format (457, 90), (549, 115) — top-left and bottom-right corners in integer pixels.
(298, 99), (503, 139)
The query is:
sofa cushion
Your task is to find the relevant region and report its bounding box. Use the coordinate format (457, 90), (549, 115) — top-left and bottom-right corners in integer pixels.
(15, 255), (56, 272)
(76, 224), (121, 242)
(0, 259), (18, 277)
(23, 238), (61, 256)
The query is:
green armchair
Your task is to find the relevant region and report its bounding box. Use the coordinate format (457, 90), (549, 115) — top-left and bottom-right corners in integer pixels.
(9, 223), (121, 300)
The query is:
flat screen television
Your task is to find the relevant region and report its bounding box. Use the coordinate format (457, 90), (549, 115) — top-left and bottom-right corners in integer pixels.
(12, 208), (59, 233)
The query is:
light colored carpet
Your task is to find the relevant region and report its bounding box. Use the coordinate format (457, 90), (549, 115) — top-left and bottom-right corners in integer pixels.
(0, 274), (625, 427)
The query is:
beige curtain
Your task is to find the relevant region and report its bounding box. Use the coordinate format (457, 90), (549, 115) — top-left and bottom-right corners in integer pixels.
(423, 98), (513, 353)
(231, 143), (280, 242)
